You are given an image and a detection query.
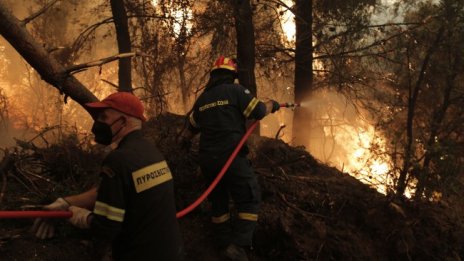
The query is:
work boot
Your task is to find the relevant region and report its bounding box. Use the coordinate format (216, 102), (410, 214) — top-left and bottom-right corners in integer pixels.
(223, 244), (249, 261)
(213, 219), (232, 248)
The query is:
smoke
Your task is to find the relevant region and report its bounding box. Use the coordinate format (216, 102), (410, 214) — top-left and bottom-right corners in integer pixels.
(0, 118), (39, 150)
(0, 122), (15, 148)
(0, 0), (116, 144)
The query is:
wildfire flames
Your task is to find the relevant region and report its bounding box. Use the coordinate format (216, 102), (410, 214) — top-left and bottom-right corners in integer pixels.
(0, 0), (418, 198)
(261, 90), (400, 196)
(334, 123), (392, 194)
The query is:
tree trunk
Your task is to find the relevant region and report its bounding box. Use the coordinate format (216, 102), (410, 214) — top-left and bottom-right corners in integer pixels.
(173, 3), (190, 114)
(415, 52), (456, 200)
(234, 0), (257, 96)
(292, 0), (313, 146)
(234, 0), (259, 133)
(177, 56), (189, 112)
(396, 26), (444, 198)
(110, 0), (132, 92)
(0, 2), (97, 107)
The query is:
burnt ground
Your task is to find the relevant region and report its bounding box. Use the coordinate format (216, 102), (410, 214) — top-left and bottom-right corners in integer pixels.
(0, 113), (463, 261)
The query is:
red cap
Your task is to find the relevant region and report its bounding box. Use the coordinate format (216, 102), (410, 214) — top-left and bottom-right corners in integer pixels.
(85, 92), (146, 121)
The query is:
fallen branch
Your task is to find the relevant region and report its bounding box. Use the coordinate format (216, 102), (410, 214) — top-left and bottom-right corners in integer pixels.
(65, 52), (138, 74)
(8, 171), (45, 197)
(5, 154), (45, 197)
(0, 1), (98, 106)
(278, 192), (328, 219)
(0, 171), (6, 203)
(276, 155), (309, 167)
(14, 138), (37, 150)
(335, 199), (348, 216)
(255, 168), (285, 181)
(275, 124), (286, 139)
(0, 149), (13, 203)
(277, 166), (288, 179)
(0, 229), (21, 246)
(22, 169), (55, 185)
(285, 174), (316, 181)
(14, 126), (59, 150)
(256, 167), (315, 182)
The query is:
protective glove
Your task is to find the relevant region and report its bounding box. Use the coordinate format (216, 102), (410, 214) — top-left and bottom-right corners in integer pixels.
(68, 206), (92, 229)
(271, 100), (281, 113)
(31, 197), (70, 239)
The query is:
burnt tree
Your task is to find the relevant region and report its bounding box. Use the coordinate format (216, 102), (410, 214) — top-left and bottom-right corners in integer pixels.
(110, 0), (132, 92)
(292, 0), (313, 146)
(234, 0), (257, 96)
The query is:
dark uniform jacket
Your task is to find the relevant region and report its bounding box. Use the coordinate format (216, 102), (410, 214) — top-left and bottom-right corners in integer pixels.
(188, 83), (266, 162)
(90, 130), (183, 261)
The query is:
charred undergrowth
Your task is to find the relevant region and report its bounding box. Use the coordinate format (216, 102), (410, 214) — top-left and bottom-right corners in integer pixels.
(0, 112), (462, 260)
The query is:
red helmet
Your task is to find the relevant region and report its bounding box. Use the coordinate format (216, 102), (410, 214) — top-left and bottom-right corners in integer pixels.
(211, 56), (237, 73)
(85, 92), (146, 121)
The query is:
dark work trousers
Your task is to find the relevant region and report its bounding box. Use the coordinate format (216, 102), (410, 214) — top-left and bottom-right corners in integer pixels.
(200, 155), (261, 247)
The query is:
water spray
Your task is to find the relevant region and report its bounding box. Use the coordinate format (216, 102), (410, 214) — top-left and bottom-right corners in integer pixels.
(299, 100), (319, 108)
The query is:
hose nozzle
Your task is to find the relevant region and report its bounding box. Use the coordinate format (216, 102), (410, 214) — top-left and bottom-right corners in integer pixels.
(279, 102), (301, 108)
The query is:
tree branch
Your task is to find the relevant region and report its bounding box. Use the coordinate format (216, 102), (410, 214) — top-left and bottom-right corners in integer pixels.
(21, 0), (60, 26)
(314, 20), (433, 60)
(101, 79), (119, 89)
(71, 14), (167, 55)
(65, 52), (138, 74)
(71, 17), (114, 54)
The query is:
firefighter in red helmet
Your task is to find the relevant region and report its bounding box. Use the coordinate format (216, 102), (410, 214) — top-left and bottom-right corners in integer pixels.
(181, 56), (280, 261)
(211, 56), (238, 72)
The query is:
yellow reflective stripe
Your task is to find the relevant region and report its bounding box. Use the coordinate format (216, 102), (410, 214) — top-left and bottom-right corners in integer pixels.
(189, 113), (198, 128)
(132, 161), (172, 193)
(243, 98), (258, 118)
(238, 212), (258, 221)
(211, 213), (230, 224)
(94, 201), (125, 222)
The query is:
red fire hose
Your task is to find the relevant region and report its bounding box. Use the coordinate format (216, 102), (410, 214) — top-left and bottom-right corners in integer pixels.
(0, 210), (72, 219)
(176, 120), (259, 218)
(0, 102), (299, 219)
(176, 102), (299, 218)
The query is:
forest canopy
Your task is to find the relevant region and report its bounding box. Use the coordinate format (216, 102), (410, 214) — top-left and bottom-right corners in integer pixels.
(0, 0), (463, 202)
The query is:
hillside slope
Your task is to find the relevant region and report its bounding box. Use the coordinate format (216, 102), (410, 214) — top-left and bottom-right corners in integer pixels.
(0, 113), (462, 260)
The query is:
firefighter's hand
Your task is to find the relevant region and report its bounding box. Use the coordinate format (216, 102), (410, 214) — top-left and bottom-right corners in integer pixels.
(271, 100), (281, 113)
(31, 198), (70, 239)
(68, 206), (92, 229)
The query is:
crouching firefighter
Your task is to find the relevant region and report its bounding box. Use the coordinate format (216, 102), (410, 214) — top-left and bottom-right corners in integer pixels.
(180, 56), (280, 261)
(32, 92), (184, 261)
